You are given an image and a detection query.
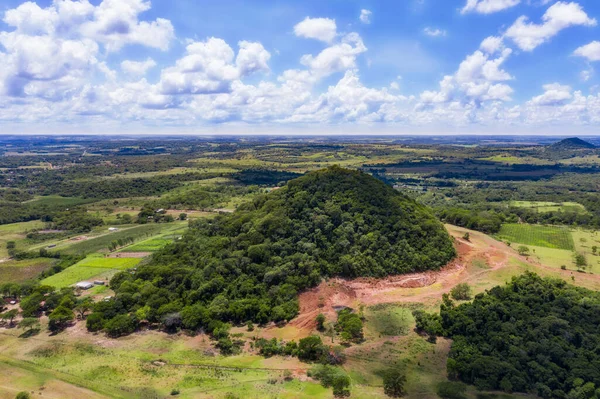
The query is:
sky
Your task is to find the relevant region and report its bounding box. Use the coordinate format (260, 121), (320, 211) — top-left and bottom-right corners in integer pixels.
(1, 0), (600, 135)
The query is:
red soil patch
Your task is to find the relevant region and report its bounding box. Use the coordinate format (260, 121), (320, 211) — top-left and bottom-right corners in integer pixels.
(273, 225), (512, 338)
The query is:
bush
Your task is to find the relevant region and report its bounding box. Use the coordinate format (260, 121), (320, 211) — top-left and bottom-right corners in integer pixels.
(450, 283), (472, 301)
(15, 392), (30, 399)
(86, 312), (105, 332)
(170, 388), (180, 396)
(437, 381), (467, 399)
(311, 365), (351, 398)
(383, 368), (406, 398)
(316, 313), (326, 331)
(298, 335), (327, 362)
(104, 314), (137, 337)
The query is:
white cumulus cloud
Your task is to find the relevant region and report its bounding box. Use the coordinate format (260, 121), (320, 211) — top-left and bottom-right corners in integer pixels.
(461, 0), (521, 14)
(294, 17), (337, 43)
(574, 41), (600, 62)
(505, 2), (596, 51)
(359, 9), (372, 24)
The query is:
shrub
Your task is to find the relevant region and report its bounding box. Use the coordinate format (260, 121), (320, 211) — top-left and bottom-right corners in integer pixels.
(437, 381), (467, 399)
(383, 368), (406, 398)
(316, 313), (326, 331)
(450, 283), (472, 301)
(104, 314), (137, 337)
(86, 312), (105, 332)
(298, 335), (327, 362)
(15, 392), (30, 399)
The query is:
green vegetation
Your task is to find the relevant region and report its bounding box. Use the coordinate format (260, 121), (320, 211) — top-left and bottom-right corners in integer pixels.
(420, 273), (600, 398)
(94, 167), (455, 336)
(496, 223), (574, 250)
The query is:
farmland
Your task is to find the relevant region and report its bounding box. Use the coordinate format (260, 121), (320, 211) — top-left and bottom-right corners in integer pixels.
(496, 223), (575, 250)
(2, 135), (600, 398)
(41, 255), (141, 288)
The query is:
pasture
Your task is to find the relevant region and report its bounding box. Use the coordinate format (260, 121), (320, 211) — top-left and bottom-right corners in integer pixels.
(0, 258), (57, 284)
(496, 223), (574, 250)
(40, 255), (141, 288)
(0, 220), (45, 258)
(509, 200), (586, 214)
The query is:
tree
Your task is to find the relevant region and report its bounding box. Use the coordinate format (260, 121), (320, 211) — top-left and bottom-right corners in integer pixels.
(19, 317), (40, 332)
(48, 305), (74, 332)
(517, 246), (530, 256)
(575, 253), (588, 270)
(383, 367), (407, 398)
(15, 392), (30, 399)
(179, 213), (187, 221)
(1, 309), (19, 326)
(104, 314), (136, 337)
(74, 298), (93, 319)
(298, 336), (327, 362)
(462, 233), (470, 241)
(593, 245), (598, 255)
(316, 313), (326, 331)
(450, 283), (472, 301)
(86, 312), (105, 332)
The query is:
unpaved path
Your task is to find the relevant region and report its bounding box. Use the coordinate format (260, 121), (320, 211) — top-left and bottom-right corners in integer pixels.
(272, 224), (595, 337)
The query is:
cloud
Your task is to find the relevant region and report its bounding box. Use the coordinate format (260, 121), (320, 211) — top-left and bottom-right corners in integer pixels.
(423, 27), (447, 37)
(529, 83), (572, 106)
(480, 36), (504, 54)
(300, 33), (367, 77)
(505, 2), (596, 51)
(294, 17), (337, 43)
(574, 41), (600, 62)
(158, 38), (271, 96)
(461, 0), (521, 14)
(121, 58), (157, 77)
(359, 9), (372, 24)
(420, 47), (513, 106)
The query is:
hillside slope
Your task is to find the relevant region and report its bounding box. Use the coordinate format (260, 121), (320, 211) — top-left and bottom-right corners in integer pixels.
(103, 166), (456, 327)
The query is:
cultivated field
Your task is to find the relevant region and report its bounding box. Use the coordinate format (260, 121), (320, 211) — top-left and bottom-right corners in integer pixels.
(496, 223), (574, 250)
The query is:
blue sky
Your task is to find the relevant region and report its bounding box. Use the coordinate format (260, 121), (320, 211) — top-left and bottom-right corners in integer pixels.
(1, 0), (600, 134)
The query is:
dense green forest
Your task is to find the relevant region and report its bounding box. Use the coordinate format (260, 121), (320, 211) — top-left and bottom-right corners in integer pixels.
(415, 273), (600, 398)
(89, 166), (455, 335)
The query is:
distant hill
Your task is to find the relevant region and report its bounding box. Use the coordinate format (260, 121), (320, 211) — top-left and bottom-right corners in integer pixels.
(97, 166), (456, 330)
(548, 137), (596, 151)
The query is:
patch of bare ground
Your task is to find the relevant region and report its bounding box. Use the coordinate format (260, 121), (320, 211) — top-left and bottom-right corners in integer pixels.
(271, 225), (523, 338)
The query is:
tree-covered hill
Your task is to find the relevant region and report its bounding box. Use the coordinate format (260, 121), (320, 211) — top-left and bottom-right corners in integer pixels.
(97, 166), (456, 331)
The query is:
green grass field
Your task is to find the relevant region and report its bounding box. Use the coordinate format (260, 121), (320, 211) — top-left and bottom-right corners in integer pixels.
(497, 224), (574, 250)
(55, 223), (182, 255)
(24, 195), (95, 207)
(40, 256), (141, 288)
(0, 258), (57, 284)
(0, 220), (46, 258)
(364, 303), (414, 338)
(123, 238), (172, 252)
(77, 255), (142, 270)
(509, 200), (586, 214)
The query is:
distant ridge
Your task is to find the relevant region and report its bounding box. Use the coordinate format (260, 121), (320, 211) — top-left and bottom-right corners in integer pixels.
(548, 137), (596, 150)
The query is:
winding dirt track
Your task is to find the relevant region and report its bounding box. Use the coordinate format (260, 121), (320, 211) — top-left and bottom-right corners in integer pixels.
(273, 224), (600, 337)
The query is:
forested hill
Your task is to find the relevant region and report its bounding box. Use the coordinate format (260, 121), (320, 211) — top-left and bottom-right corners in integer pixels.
(104, 166), (455, 328)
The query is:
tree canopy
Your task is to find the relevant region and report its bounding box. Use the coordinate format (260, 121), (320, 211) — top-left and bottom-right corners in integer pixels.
(92, 166), (455, 333)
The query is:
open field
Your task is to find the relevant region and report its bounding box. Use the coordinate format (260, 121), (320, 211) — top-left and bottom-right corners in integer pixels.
(40, 255), (141, 288)
(496, 223), (574, 250)
(42, 223), (184, 255)
(0, 220), (46, 259)
(24, 195), (95, 207)
(509, 200), (586, 213)
(0, 258), (57, 284)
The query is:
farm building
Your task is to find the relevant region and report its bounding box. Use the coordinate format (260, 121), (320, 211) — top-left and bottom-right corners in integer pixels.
(94, 280), (105, 286)
(76, 282), (94, 290)
(108, 227), (119, 232)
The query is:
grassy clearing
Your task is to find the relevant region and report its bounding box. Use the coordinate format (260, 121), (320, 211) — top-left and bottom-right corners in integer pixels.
(55, 223), (182, 255)
(364, 303), (414, 338)
(509, 200), (586, 214)
(40, 255), (141, 287)
(77, 255), (142, 270)
(24, 195), (94, 207)
(40, 266), (115, 288)
(496, 223), (574, 250)
(0, 220), (46, 258)
(0, 258), (57, 283)
(572, 229), (600, 274)
(527, 245), (575, 270)
(124, 238), (172, 252)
